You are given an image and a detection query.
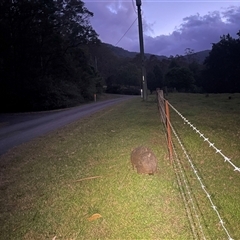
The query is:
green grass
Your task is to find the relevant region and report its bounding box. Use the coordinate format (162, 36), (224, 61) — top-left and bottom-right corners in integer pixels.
(0, 97), (191, 239)
(167, 93), (240, 240)
(1, 93), (240, 239)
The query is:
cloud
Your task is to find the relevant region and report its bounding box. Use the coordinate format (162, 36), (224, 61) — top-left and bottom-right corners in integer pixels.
(222, 6), (240, 24)
(85, 1), (240, 57)
(84, 0), (154, 50)
(144, 6), (240, 56)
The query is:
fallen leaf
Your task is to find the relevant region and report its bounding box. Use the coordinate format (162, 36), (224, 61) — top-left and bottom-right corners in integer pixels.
(87, 213), (102, 221)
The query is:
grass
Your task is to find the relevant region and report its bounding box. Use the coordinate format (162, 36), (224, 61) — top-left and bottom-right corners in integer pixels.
(166, 93), (240, 240)
(1, 93), (239, 239)
(0, 96), (191, 239)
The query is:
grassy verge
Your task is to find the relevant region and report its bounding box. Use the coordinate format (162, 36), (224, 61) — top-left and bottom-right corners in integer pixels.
(2, 93), (239, 239)
(0, 97), (191, 239)
(167, 93), (240, 239)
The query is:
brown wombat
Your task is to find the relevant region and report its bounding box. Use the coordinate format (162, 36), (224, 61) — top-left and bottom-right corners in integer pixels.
(130, 146), (158, 175)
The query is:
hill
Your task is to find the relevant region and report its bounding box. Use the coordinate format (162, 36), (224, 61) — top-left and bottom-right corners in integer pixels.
(103, 43), (210, 63)
(103, 43), (168, 60)
(192, 50), (210, 63)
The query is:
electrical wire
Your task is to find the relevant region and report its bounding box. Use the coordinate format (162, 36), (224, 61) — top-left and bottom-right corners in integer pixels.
(131, 0), (137, 14)
(115, 17), (138, 46)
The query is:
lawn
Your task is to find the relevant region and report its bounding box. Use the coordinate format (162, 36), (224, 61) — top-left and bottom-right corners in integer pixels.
(1, 93), (239, 239)
(166, 93), (240, 240)
(0, 96), (190, 239)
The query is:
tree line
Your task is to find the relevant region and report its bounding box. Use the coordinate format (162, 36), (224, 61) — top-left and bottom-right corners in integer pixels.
(1, 1), (240, 112)
(0, 0), (101, 112)
(203, 31), (240, 93)
(99, 32), (240, 95)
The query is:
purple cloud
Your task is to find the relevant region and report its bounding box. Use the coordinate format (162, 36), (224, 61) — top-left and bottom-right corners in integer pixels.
(85, 1), (154, 50)
(144, 7), (240, 56)
(85, 1), (240, 57)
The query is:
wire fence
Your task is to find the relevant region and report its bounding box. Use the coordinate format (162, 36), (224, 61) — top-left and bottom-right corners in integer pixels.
(156, 89), (236, 240)
(167, 101), (240, 173)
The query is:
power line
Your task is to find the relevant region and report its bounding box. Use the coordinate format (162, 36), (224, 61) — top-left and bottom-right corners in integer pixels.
(131, 0), (137, 14)
(115, 17), (138, 46)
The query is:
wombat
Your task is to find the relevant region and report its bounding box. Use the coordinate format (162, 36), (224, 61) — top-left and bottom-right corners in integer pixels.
(130, 146), (158, 175)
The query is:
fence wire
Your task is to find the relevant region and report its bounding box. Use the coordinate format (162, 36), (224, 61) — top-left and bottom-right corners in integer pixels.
(169, 118), (234, 240)
(157, 94), (206, 239)
(171, 134), (207, 240)
(156, 90), (235, 240)
(167, 101), (240, 173)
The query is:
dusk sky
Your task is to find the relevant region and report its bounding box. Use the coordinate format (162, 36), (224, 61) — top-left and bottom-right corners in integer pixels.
(84, 0), (240, 57)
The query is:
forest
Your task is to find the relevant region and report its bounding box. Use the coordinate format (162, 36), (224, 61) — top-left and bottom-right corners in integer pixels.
(0, 0), (101, 112)
(1, 0), (240, 112)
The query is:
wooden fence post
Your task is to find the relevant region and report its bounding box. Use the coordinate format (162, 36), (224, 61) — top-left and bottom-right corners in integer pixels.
(157, 89), (165, 123)
(165, 100), (173, 162)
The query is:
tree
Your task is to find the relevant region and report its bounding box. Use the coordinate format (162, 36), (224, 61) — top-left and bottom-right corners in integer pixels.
(184, 48), (195, 64)
(55, 0), (99, 48)
(203, 32), (240, 93)
(168, 58), (180, 69)
(147, 71), (156, 94)
(153, 65), (164, 87)
(147, 65), (164, 94)
(87, 43), (120, 81)
(165, 67), (194, 92)
(0, 0), (100, 112)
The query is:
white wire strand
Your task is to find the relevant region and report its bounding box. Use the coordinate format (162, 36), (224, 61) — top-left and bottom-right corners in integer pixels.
(171, 141), (202, 239)
(171, 137), (207, 240)
(158, 94), (206, 239)
(167, 101), (240, 173)
(167, 105), (234, 240)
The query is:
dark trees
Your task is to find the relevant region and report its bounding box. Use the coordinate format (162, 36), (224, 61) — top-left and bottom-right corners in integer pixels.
(0, 0), (59, 104)
(203, 32), (240, 93)
(145, 55), (163, 94)
(165, 67), (194, 92)
(0, 0), (100, 112)
(105, 60), (141, 95)
(147, 65), (164, 94)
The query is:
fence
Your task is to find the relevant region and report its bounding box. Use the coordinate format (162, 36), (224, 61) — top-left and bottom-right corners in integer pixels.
(156, 89), (238, 240)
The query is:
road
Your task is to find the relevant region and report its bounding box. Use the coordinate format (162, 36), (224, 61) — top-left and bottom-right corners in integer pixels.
(0, 95), (135, 156)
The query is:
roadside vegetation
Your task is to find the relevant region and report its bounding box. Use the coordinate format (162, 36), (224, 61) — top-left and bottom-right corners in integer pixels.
(0, 96), (191, 239)
(1, 93), (240, 239)
(0, 0), (101, 112)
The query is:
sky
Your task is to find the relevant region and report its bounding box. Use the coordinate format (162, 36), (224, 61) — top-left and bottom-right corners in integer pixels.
(84, 0), (240, 57)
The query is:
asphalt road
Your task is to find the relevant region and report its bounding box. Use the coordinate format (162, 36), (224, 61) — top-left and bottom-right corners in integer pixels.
(0, 95), (136, 156)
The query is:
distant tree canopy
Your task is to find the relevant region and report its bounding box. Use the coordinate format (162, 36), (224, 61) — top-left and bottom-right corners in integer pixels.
(147, 65), (164, 94)
(98, 30), (240, 95)
(102, 50), (203, 95)
(105, 60), (141, 95)
(0, 0), (101, 112)
(203, 31), (240, 93)
(2, 2), (238, 113)
(165, 67), (194, 92)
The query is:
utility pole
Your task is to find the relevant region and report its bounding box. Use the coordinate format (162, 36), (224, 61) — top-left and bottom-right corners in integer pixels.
(136, 0), (147, 101)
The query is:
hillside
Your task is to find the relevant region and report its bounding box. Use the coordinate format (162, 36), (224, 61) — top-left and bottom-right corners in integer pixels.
(192, 50), (210, 63)
(103, 43), (168, 60)
(103, 42), (210, 63)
